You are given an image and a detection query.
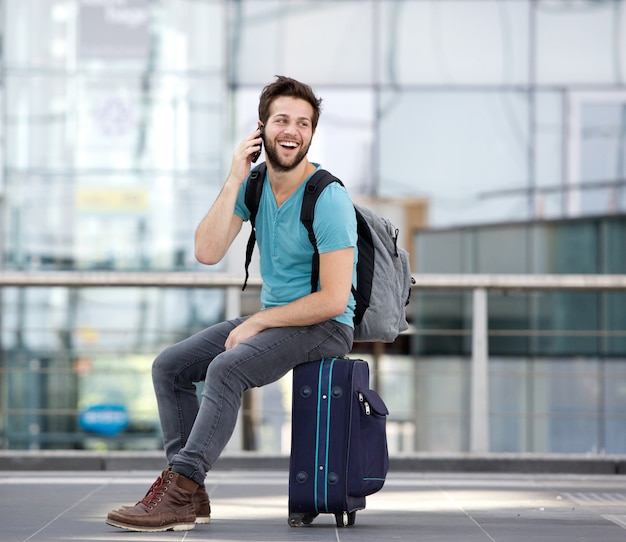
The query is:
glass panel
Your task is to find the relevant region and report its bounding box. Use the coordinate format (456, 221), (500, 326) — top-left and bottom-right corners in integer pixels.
(3, 1), (226, 272)
(0, 287), (223, 353)
(0, 284), (225, 450)
(536, 2), (621, 85)
(534, 91), (565, 219)
(602, 219), (626, 355)
(475, 227), (531, 354)
(534, 192), (564, 220)
(580, 103), (626, 186)
(578, 187), (619, 216)
(158, 1), (226, 72)
(476, 225), (529, 273)
(7, 1), (225, 69)
(489, 293), (530, 356)
(4, 352), (161, 450)
(604, 360), (626, 453)
(603, 218), (626, 273)
(77, 354), (161, 450)
(568, 93), (626, 217)
(4, 74), (71, 170)
(71, 75), (187, 170)
(603, 291), (626, 357)
(378, 0), (530, 85)
(77, 0), (152, 61)
(412, 292), (470, 356)
(379, 90), (530, 227)
(188, 76), (226, 171)
(413, 231), (467, 355)
(532, 292), (599, 356)
(414, 358), (469, 452)
(490, 358), (529, 452)
(230, 1), (375, 85)
(4, 0), (72, 68)
(4, 350), (74, 449)
(533, 220), (599, 273)
(415, 230), (465, 273)
(531, 359), (600, 454)
(2, 171), (218, 270)
(560, 98), (626, 217)
(378, 356), (417, 454)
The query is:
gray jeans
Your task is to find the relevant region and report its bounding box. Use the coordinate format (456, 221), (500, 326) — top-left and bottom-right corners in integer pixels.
(152, 317), (353, 485)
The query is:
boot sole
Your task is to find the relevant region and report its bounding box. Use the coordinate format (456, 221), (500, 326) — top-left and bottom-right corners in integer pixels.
(106, 518), (195, 532)
(118, 505), (210, 524)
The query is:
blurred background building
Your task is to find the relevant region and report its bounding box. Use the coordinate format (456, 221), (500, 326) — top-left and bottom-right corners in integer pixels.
(0, 0), (624, 455)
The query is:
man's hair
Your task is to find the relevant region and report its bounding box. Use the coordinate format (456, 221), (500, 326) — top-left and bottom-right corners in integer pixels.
(258, 76), (323, 129)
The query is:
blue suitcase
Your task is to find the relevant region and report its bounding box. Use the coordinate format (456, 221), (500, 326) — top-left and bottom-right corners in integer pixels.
(288, 357), (389, 527)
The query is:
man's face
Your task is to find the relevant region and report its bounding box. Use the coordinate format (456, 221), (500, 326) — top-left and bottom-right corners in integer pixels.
(262, 96), (315, 173)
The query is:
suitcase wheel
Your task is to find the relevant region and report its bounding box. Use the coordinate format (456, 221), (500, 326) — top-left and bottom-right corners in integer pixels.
(335, 511), (356, 527)
(288, 513), (317, 527)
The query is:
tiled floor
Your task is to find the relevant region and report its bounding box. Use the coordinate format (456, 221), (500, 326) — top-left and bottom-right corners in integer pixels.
(2, 469), (626, 541)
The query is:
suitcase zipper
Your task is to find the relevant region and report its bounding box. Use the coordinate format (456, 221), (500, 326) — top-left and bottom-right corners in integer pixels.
(359, 392), (371, 415)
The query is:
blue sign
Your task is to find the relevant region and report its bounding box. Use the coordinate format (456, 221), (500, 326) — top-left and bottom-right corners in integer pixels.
(79, 404), (129, 436)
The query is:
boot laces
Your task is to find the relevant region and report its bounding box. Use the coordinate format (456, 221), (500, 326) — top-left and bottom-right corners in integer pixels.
(140, 473), (171, 508)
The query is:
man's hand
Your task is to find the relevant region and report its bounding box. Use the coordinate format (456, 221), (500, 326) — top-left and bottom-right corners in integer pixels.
(230, 126), (264, 184)
(225, 317), (264, 350)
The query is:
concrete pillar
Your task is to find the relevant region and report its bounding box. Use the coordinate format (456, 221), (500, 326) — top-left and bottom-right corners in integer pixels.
(225, 286), (241, 320)
(471, 287), (489, 453)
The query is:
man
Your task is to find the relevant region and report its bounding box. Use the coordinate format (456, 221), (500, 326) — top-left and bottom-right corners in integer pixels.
(106, 76), (357, 532)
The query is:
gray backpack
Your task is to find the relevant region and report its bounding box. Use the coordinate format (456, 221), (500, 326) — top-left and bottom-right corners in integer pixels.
(243, 163), (414, 343)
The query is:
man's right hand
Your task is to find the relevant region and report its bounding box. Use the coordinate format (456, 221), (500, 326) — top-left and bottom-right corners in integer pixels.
(228, 126), (263, 186)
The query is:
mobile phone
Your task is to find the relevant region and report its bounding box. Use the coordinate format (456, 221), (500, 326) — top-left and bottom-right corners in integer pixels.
(251, 125), (264, 163)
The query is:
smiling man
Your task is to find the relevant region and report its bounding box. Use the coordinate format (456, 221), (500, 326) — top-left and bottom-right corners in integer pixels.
(106, 76), (358, 532)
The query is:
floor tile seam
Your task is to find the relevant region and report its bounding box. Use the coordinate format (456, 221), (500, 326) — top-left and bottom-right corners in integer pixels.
(437, 485), (499, 542)
(19, 484), (107, 542)
(603, 515), (626, 530)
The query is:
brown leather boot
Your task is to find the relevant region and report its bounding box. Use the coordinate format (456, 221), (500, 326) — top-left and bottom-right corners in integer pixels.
(193, 485), (211, 524)
(119, 468), (211, 524)
(106, 470), (198, 532)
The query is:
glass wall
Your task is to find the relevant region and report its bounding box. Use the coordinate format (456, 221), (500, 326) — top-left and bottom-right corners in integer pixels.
(3, 0), (227, 271)
(4, 1), (626, 265)
(414, 216), (626, 453)
(414, 216), (626, 357)
(1, 0), (625, 453)
(1, 0), (229, 449)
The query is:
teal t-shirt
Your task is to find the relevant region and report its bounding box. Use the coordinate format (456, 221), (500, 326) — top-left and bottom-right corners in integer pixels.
(234, 164), (357, 328)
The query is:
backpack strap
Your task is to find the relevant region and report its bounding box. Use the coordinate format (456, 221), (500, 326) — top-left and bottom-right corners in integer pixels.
(242, 163), (267, 291)
(351, 207), (372, 325)
(300, 170), (344, 293)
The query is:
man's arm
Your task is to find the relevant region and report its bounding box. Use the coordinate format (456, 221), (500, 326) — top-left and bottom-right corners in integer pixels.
(224, 247), (354, 350)
(195, 128), (262, 264)
(194, 184), (243, 265)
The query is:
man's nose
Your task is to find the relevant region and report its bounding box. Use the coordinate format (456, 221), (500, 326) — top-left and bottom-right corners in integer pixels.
(283, 121), (299, 134)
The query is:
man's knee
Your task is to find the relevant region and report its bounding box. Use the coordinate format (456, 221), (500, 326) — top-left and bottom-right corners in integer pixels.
(152, 344), (178, 379)
(205, 353), (250, 393)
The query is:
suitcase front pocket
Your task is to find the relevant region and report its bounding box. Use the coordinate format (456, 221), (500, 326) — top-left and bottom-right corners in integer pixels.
(348, 389), (389, 498)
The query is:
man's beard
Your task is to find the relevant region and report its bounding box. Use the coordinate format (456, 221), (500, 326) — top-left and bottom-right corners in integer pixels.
(264, 138), (311, 173)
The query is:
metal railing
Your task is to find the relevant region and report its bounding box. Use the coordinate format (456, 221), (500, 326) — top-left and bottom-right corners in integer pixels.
(412, 273), (626, 453)
(1, 270), (625, 290)
(1, 271), (625, 453)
